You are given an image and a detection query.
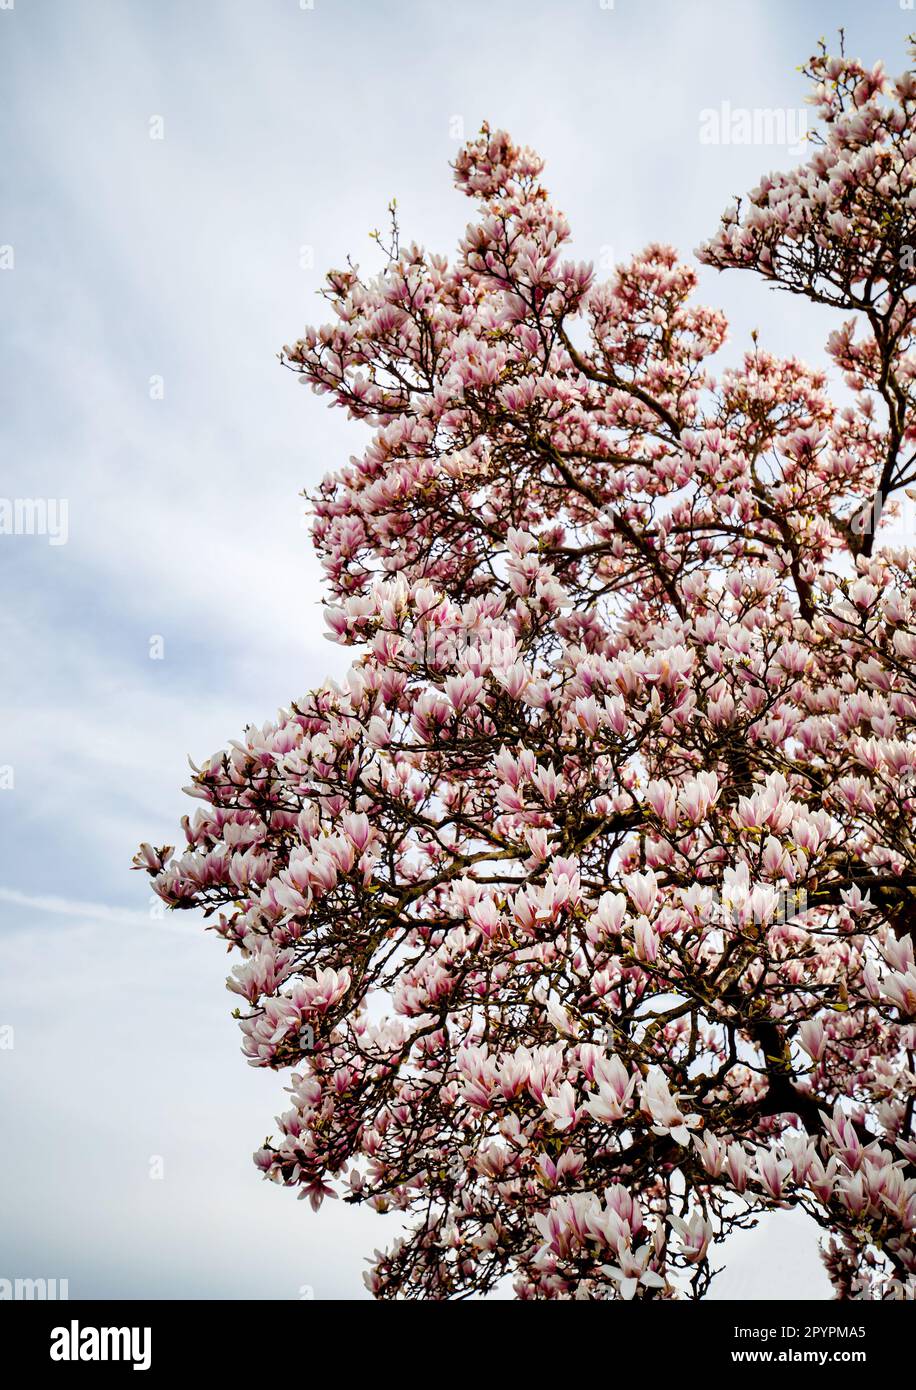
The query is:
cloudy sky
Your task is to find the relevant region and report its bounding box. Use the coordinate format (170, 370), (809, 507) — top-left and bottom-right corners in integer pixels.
(2, 0), (912, 1300)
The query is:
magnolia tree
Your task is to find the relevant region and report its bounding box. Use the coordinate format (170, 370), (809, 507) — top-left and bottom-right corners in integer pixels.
(138, 40), (916, 1299)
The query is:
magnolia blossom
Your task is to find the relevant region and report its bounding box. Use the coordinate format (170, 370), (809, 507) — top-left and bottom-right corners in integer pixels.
(585, 1054), (638, 1124)
(601, 1243), (667, 1301)
(642, 1068), (701, 1146)
(669, 1211), (714, 1264)
(139, 42), (916, 1300)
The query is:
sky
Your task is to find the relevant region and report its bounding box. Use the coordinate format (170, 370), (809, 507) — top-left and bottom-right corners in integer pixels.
(2, 0), (913, 1301)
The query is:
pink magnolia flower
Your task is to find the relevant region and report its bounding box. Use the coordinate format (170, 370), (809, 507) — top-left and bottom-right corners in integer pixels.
(543, 1080), (580, 1131)
(669, 1211), (713, 1263)
(641, 1068), (700, 1145)
(584, 1054), (638, 1123)
(623, 869), (658, 917)
(141, 60), (916, 1300)
(601, 1241), (666, 1300)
